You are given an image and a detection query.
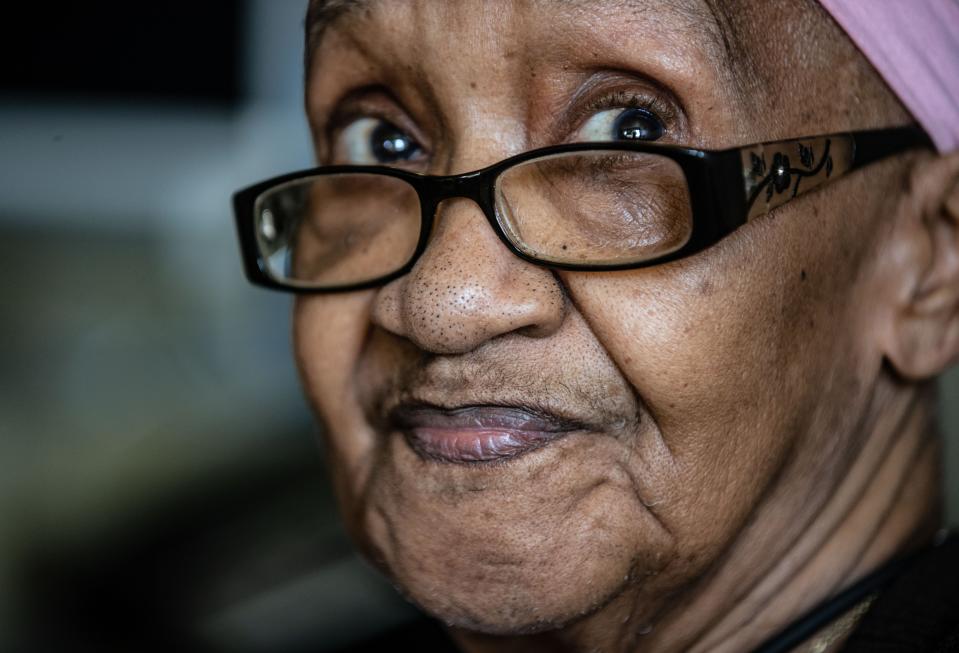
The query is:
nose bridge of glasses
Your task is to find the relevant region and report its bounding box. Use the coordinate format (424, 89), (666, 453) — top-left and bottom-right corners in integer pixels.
(420, 167), (499, 229)
(415, 166), (521, 258)
(428, 169), (487, 204)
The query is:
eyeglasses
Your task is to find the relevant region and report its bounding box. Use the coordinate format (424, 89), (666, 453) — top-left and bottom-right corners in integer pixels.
(232, 126), (930, 293)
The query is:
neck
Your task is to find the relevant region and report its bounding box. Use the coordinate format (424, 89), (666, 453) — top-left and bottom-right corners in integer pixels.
(680, 381), (942, 653)
(450, 380), (943, 653)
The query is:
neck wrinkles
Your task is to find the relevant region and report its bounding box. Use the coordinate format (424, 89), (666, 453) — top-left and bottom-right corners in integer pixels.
(679, 381), (942, 653)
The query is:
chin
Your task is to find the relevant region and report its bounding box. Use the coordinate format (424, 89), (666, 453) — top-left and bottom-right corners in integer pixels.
(391, 562), (631, 636)
(346, 432), (674, 636)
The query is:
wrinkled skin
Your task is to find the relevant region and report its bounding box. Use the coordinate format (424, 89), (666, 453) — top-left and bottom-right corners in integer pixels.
(293, 1), (959, 651)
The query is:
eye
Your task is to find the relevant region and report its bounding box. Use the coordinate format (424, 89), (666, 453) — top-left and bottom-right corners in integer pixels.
(576, 107), (665, 142)
(334, 117), (423, 165)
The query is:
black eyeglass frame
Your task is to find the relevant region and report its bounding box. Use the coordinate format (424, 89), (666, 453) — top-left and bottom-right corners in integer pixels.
(233, 125), (930, 293)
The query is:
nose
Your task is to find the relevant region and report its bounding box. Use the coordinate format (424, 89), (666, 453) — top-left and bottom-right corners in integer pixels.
(371, 196), (568, 355)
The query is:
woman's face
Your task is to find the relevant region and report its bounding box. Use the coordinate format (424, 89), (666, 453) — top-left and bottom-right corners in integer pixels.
(294, 0), (898, 636)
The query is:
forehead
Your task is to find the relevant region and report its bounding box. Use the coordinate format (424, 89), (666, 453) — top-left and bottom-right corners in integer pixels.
(306, 0), (746, 83)
(304, 0), (772, 152)
(303, 0), (899, 159)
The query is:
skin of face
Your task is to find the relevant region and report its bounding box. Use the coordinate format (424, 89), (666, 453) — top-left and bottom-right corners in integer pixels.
(292, 1), (959, 649)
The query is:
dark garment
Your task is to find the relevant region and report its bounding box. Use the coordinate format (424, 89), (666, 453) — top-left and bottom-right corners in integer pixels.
(753, 533), (959, 653)
(330, 616), (457, 652)
(842, 533), (959, 652)
(334, 534), (959, 653)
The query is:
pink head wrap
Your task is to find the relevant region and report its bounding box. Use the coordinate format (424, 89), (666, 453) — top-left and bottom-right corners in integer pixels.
(818, 0), (959, 153)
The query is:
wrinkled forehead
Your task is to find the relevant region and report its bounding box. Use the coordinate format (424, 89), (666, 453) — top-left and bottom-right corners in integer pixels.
(302, 0), (902, 158)
(303, 0), (780, 150)
(305, 0), (751, 88)
(309, 0), (733, 48)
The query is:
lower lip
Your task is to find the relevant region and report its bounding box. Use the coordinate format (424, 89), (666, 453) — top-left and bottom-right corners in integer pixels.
(404, 427), (568, 464)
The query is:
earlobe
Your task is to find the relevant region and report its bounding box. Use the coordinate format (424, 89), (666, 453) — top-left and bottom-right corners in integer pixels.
(883, 151), (959, 380)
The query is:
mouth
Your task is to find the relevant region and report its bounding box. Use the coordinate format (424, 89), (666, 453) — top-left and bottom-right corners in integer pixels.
(389, 403), (586, 464)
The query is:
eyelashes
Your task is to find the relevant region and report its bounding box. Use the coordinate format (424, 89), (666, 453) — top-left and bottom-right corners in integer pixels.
(333, 117), (424, 165)
(321, 86), (428, 167)
(324, 86), (678, 166)
(574, 106), (665, 142)
(570, 88), (675, 142)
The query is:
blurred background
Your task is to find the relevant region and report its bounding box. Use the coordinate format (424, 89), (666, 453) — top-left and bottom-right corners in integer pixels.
(0, 2), (427, 651)
(0, 2), (956, 651)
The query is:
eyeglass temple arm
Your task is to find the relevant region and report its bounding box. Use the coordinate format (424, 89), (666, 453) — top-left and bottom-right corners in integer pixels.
(739, 125), (932, 221)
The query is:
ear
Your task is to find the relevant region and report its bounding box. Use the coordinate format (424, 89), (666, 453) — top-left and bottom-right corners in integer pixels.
(882, 150), (959, 380)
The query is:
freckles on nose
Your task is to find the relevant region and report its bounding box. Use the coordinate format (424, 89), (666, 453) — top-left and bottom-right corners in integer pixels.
(371, 205), (567, 354)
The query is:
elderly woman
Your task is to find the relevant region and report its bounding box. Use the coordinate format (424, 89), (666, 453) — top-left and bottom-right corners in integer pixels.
(233, 1), (959, 651)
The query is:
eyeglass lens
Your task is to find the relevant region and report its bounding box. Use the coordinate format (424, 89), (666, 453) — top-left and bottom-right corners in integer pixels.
(255, 174), (422, 288)
(252, 150), (693, 288)
(496, 150), (692, 266)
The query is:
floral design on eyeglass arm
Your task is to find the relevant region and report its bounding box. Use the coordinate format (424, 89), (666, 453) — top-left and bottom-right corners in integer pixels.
(741, 135), (855, 220)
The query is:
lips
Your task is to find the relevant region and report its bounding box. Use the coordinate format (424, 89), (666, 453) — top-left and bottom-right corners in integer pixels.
(390, 404), (583, 464)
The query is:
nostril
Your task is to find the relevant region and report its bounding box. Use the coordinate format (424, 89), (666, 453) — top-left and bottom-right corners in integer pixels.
(517, 281), (568, 338)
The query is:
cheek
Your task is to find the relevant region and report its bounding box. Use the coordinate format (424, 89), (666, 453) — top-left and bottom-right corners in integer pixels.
(561, 204), (869, 557)
(293, 292), (378, 513)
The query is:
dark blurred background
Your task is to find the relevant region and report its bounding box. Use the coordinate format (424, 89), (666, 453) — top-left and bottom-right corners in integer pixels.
(0, 2), (423, 651)
(0, 2), (956, 651)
